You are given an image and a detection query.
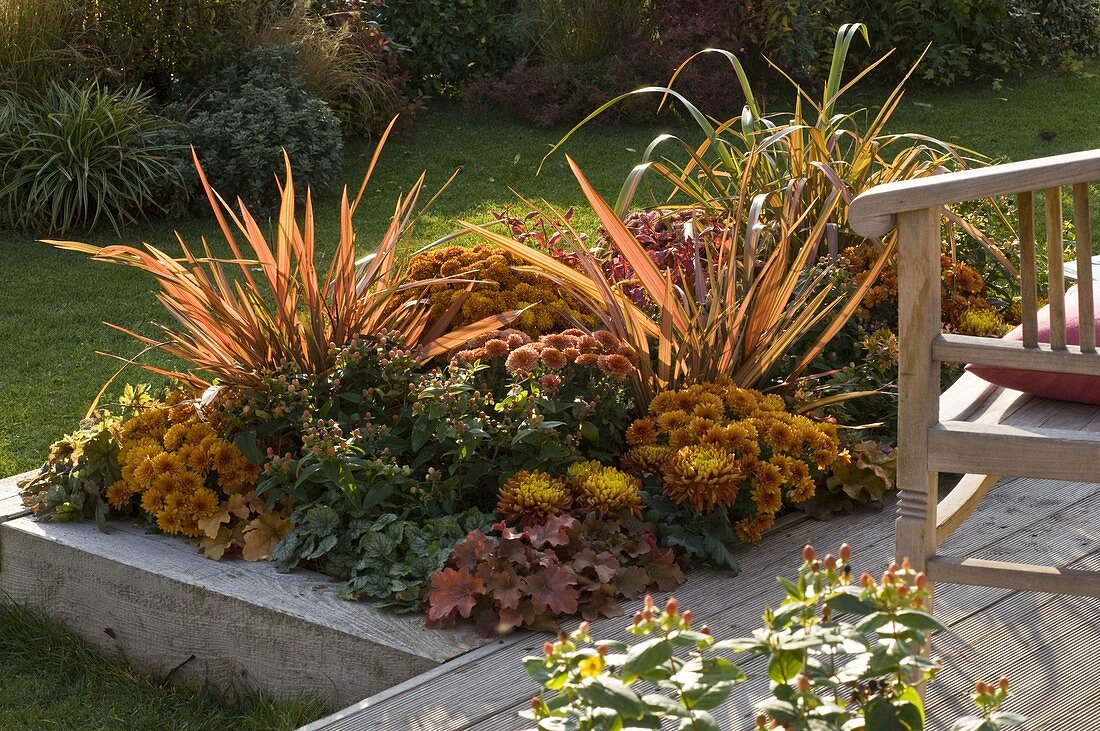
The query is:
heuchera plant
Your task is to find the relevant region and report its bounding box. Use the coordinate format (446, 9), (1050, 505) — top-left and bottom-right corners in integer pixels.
(427, 513), (684, 635)
(520, 544), (1025, 731)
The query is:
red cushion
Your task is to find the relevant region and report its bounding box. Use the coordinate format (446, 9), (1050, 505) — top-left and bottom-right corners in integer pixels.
(967, 285), (1100, 405)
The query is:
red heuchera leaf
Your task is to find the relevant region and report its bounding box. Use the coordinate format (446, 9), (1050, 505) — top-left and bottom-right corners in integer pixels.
(497, 536), (531, 566)
(522, 560), (579, 615)
(492, 521), (524, 540)
(525, 514), (576, 548)
(648, 550), (686, 592)
(451, 530), (494, 570)
(486, 568), (524, 611)
(426, 567), (486, 623)
(581, 584), (624, 620)
(498, 599), (537, 633)
(617, 565), (652, 598)
(572, 548), (619, 584)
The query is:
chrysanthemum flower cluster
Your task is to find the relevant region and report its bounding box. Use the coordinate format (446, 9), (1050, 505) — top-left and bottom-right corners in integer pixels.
(453, 328), (638, 382)
(405, 244), (598, 335)
(497, 462), (643, 526)
(107, 392), (259, 538)
(621, 379), (842, 542)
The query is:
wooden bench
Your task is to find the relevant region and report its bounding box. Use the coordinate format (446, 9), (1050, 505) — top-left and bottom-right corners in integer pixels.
(850, 149), (1100, 601)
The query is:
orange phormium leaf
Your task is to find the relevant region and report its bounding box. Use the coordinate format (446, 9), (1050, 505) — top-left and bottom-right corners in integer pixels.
(427, 567), (487, 623)
(44, 120), (493, 388)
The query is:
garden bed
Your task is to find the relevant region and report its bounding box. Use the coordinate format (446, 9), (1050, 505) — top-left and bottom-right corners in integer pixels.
(0, 472), (494, 708)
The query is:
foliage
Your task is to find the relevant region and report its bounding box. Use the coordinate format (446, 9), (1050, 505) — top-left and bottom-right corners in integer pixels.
(816, 0), (1100, 85)
(0, 83), (185, 234)
(180, 45), (345, 206)
(470, 27), (975, 403)
(406, 243), (600, 335)
(246, 1), (407, 136)
(46, 129), (511, 389)
(277, 508), (494, 611)
(371, 0), (526, 95)
(619, 380), (841, 569)
(427, 513), (684, 633)
(248, 330), (636, 515)
(0, 0), (95, 94)
(451, 329), (637, 460)
(521, 543), (1024, 731)
(524, 0), (655, 65)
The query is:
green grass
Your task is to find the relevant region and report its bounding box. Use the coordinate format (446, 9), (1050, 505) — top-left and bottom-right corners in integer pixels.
(0, 601), (328, 730)
(3, 63), (1100, 726)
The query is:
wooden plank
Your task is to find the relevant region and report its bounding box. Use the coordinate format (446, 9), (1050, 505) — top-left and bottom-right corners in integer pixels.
(0, 516), (491, 708)
(848, 149), (1100, 237)
(1046, 187), (1068, 350)
(0, 471), (35, 523)
(928, 420), (1100, 482)
(938, 371), (1003, 422)
(1074, 183), (1096, 353)
(933, 333), (1100, 375)
(936, 473), (999, 545)
(1020, 190), (1040, 348)
(322, 475), (1100, 731)
(928, 556), (1100, 597)
(895, 207), (941, 575)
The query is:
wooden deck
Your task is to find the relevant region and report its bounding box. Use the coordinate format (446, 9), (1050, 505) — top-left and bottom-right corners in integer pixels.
(305, 475), (1100, 730)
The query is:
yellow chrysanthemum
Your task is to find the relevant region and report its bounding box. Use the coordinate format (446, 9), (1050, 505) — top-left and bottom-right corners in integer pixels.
(156, 510), (183, 535)
(496, 470), (573, 526)
(149, 451), (184, 478)
(661, 445), (743, 514)
(190, 487), (220, 520)
(648, 391), (680, 415)
(106, 480), (134, 511)
(735, 512), (775, 543)
(625, 418), (659, 446)
(621, 445), (673, 475)
(752, 481), (783, 515)
(163, 422), (190, 451)
(571, 465), (643, 517)
(655, 410), (691, 434)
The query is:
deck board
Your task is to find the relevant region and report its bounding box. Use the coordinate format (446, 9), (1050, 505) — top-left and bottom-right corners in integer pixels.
(0, 471), (34, 522)
(306, 476), (1100, 731)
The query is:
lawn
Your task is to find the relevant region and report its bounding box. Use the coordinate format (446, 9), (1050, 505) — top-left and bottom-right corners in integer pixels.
(1, 63), (1099, 728)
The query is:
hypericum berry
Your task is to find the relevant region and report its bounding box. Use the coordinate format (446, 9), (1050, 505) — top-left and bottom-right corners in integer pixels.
(531, 697), (543, 711)
(999, 677), (1010, 691)
(796, 675), (812, 693)
(642, 609), (653, 621)
(632, 611), (643, 625)
(699, 624), (710, 635)
(578, 621), (590, 634)
(824, 554), (837, 571)
(915, 572), (928, 589)
(839, 543), (851, 562)
(803, 544), (816, 562)
(682, 609), (693, 626)
(597, 644), (609, 656)
(543, 642), (554, 655)
(644, 595), (655, 608)
(896, 584), (909, 598)
(665, 597), (679, 616)
(860, 572), (874, 588)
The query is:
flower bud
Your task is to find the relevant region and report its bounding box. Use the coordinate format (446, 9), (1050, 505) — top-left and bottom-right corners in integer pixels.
(682, 609), (693, 626)
(665, 597), (679, 616)
(839, 543), (851, 562)
(803, 544), (816, 562)
(824, 554), (837, 571)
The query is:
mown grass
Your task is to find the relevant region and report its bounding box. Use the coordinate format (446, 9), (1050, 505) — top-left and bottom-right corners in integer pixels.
(1, 63), (1100, 727)
(0, 601), (328, 730)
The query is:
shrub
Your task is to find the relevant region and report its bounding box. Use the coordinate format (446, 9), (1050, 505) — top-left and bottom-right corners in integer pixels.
(0, 83), (185, 234)
(521, 544), (1025, 731)
(46, 126), (510, 389)
(246, 1), (406, 136)
(0, 0), (97, 94)
(372, 0), (526, 95)
(181, 45), (344, 206)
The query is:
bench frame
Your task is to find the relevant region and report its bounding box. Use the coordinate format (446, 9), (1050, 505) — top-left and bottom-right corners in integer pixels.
(850, 149), (1100, 600)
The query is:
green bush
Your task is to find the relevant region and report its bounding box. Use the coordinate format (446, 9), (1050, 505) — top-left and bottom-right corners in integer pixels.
(182, 46), (345, 206)
(372, 0), (526, 95)
(0, 83), (185, 234)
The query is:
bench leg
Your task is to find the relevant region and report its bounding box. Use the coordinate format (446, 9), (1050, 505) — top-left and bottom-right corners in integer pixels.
(896, 469), (938, 700)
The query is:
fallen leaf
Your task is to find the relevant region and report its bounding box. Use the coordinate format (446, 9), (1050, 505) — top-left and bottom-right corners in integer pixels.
(242, 513), (291, 562)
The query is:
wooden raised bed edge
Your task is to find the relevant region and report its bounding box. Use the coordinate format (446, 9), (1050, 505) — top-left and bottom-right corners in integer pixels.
(0, 471), (491, 708)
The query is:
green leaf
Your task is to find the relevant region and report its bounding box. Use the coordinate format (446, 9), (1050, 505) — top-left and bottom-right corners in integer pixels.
(622, 638), (675, 681)
(890, 609), (948, 632)
(583, 676), (645, 719)
(825, 589), (876, 616)
(864, 696), (922, 731)
(756, 698), (799, 722)
(768, 648), (804, 684)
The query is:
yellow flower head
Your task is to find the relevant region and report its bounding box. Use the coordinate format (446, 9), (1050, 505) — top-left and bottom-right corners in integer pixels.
(106, 480), (135, 511)
(496, 470), (573, 526)
(621, 445), (673, 475)
(661, 445), (743, 514)
(571, 465), (643, 517)
(655, 410), (691, 434)
(625, 417), (659, 446)
(190, 487), (220, 520)
(578, 655), (605, 678)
